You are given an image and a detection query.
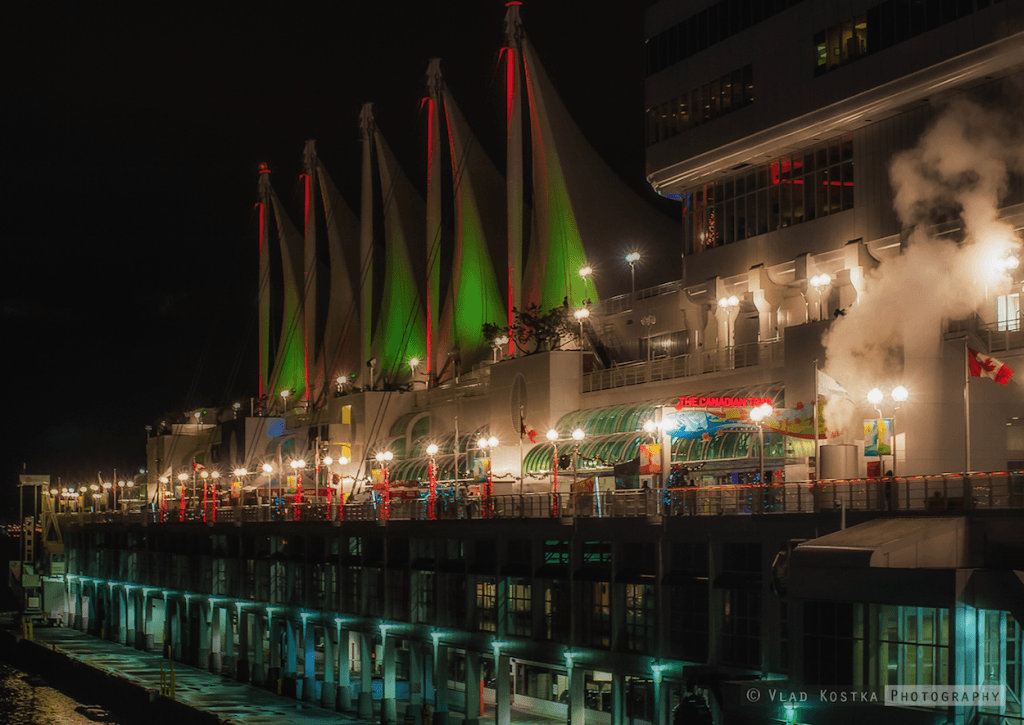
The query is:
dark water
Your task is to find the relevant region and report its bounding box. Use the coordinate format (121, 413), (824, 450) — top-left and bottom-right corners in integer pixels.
(0, 661), (125, 725)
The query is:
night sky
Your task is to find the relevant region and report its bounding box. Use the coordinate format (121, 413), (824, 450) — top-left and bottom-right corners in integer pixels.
(4, 0), (667, 512)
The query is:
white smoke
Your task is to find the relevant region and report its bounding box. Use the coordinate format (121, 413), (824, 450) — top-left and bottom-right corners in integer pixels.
(823, 96), (1024, 435)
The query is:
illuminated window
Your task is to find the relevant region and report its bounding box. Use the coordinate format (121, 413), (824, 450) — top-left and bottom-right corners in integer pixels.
(476, 577), (497, 632)
(997, 293), (1020, 332)
(626, 583), (656, 652)
(878, 604), (949, 687)
(508, 578), (532, 637)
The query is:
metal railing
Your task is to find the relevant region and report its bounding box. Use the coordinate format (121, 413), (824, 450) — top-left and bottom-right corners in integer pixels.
(582, 339), (782, 392)
(60, 471), (1023, 526)
(947, 316), (1023, 353)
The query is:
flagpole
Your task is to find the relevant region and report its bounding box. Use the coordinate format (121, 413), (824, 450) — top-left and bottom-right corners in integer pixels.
(813, 359), (820, 482)
(964, 340), (971, 472)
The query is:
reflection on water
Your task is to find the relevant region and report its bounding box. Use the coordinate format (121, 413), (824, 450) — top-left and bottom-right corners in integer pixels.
(0, 661), (123, 725)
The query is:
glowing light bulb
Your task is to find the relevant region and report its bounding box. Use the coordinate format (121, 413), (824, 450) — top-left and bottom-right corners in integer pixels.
(867, 388), (884, 405)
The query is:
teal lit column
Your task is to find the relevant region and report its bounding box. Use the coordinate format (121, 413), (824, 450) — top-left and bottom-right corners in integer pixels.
(303, 618), (317, 702)
(432, 638), (450, 722)
(464, 650), (481, 725)
(612, 672), (625, 725)
(210, 604), (223, 673)
(337, 627), (353, 711)
(236, 608), (250, 682)
(268, 613), (283, 689)
(568, 662), (585, 725)
(198, 601), (212, 671)
(285, 618), (299, 696)
(382, 633), (398, 724)
(495, 652), (511, 725)
(223, 607), (236, 676)
(358, 632), (374, 718)
(252, 612), (267, 686)
(652, 670), (670, 725)
(322, 625), (337, 709)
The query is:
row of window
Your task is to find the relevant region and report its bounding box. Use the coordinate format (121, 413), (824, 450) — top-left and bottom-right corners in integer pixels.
(646, 0), (807, 76)
(816, 0), (1008, 76)
(646, 65), (754, 146)
(683, 135), (854, 254)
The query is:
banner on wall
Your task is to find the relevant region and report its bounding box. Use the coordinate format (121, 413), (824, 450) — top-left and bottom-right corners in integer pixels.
(639, 443), (662, 474)
(662, 402), (838, 441)
(863, 419), (893, 456)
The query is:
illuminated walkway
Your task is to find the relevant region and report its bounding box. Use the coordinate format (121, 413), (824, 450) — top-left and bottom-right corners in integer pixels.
(27, 626), (565, 725)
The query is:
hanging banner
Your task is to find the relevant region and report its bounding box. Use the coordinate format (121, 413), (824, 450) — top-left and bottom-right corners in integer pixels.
(863, 418), (893, 456)
(639, 443), (662, 474)
(286, 475), (297, 492)
(663, 402), (839, 440)
(473, 458), (491, 482)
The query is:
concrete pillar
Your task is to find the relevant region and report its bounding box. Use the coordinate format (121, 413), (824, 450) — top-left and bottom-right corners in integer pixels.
(252, 613), (267, 686)
(303, 620), (317, 702)
(568, 665), (585, 725)
(285, 618), (299, 698)
(653, 674), (670, 725)
(337, 628), (353, 712)
(495, 654), (511, 725)
(433, 642), (450, 716)
(198, 602), (212, 671)
(381, 635), (398, 725)
(210, 604), (223, 673)
(268, 614), (282, 690)
(408, 642), (423, 705)
(612, 672), (625, 725)
(123, 588), (133, 646)
(322, 625), (337, 709)
(464, 650), (481, 725)
(236, 609), (250, 682)
(358, 632), (374, 718)
(223, 607), (236, 676)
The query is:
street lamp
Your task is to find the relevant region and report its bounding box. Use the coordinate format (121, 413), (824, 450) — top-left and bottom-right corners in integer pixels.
(477, 436), (499, 518)
(717, 296), (739, 350)
(867, 386), (908, 477)
(579, 265), (593, 305)
(546, 429), (560, 515)
(809, 274), (831, 320)
(280, 388), (290, 416)
(375, 451), (394, 519)
(426, 444), (439, 519)
(290, 459), (306, 521)
(749, 402), (774, 488)
(262, 462), (274, 510)
(409, 357), (422, 389)
(571, 428), (586, 503)
(574, 307), (590, 347)
(625, 252), (641, 300)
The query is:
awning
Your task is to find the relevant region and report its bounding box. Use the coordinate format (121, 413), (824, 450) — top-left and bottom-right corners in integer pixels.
(788, 517), (967, 605)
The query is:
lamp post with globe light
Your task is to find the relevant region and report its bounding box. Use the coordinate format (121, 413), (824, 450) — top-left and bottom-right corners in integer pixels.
(626, 252), (640, 301)
(571, 428), (586, 513)
(290, 459), (306, 521)
(579, 265), (593, 305)
(749, 402), (775, 491)
(375, 451), (394, 520)
(477, 436), (499, 518)
(809, 274), (831, 320)
(547, 429), (560, 516)
(867, 386), (909, 477)
(262, 462), (274, 515)
(426, 444), (439, 519)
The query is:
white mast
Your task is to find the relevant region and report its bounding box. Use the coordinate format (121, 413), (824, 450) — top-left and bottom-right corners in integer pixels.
(504, 3), (524, 354)
(302, 140), (318, 403)
(257, 165), (272, 400)
(359, 104), (375, 390)
(425, 60), (443, 382)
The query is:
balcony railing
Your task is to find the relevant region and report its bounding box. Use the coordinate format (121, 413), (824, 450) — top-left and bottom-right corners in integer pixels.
(581, 339), (782, 393)
(947, 316), (1023, 353)
(67, 471), (1023, 526)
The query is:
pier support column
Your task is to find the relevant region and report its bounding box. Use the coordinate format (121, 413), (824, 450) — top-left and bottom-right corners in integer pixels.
(252, 612), (267, 686)
(495, 653), (511, 725)
(432, 642), (450, 721)
(210, 604), (222, 673)
(285, 618), (299, 698)
(381, 634), (397, 725)
(236, 609), (250, 682)
(223, 607), (236, 676)
(408, 642), (423, 706)
(268, 614), (282, 691)
(337, 628), (353, 712)
(303, 619), (317, 702)
(121, 588), (132, 646)
(653, 672), (670, 725)
(322, 624), (336, 709)
(464, 650), (481, 725)
(198, 601), (211, 671)
(568, 664), (585, 725)
(612, 673), (625, 725)
(357, 632), (374, 718)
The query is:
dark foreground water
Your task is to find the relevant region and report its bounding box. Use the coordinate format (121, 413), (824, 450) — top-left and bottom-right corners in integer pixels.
(0, 660), (132, 725)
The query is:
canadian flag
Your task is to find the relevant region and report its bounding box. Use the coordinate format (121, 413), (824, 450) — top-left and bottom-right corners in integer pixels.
(968, 348), (1014, 385)
(520, 414), (538, 443)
